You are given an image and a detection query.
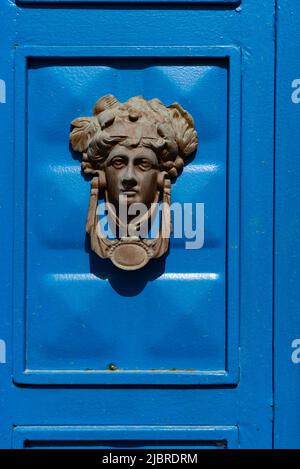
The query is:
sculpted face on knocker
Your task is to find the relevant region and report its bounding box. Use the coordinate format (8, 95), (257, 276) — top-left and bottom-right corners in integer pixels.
(104, 144), (160, 211)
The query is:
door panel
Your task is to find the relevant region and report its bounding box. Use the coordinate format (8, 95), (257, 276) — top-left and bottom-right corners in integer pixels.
(13, 46), (240, 385)
(13, 426), (239, 449)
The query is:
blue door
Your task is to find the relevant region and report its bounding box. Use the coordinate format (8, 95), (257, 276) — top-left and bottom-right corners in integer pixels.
(0, 0), (276, 449)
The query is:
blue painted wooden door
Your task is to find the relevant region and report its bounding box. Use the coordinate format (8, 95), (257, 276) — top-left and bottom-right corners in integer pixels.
(0, 0), (275, 448)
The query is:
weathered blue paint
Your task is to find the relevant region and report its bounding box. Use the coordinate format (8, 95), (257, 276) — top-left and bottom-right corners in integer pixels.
(274, 0), (300, 449)
(0, 0), (277, 449)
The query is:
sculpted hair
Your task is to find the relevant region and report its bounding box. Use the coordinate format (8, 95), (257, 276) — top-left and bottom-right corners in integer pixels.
(70, 95), (198, 180)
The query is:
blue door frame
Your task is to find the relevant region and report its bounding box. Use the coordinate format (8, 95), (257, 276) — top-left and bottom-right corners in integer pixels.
(0, 0), (296, 449)
(274, 0), (300, 449)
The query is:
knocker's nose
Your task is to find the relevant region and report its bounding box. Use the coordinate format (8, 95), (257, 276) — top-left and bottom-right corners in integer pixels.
(122, 177), (138, 190)
(122, 167), (138, 189)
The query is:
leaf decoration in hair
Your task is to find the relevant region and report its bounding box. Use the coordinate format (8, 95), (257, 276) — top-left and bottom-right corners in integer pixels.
(168, 102), (198, 158)
(70, 117), (99, 153)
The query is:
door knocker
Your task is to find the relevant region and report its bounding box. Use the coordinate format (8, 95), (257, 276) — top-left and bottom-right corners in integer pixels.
(70, 95), (198, 270)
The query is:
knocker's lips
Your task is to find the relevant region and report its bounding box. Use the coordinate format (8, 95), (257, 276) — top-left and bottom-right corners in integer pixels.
(120, 188), (139, 196)
(121, 191), (138, 196)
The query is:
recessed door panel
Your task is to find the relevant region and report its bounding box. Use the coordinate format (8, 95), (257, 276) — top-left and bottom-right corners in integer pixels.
(13, 47), (240, 385)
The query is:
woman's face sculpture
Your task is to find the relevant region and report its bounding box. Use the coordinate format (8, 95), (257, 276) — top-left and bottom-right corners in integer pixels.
(70, 95), (197, 270)
(105, 144), (159, 209)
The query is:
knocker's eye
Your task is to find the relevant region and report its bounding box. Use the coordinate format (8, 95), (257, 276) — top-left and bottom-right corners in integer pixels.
(111, 157), (126, 169)
(138, 159), (154, 171)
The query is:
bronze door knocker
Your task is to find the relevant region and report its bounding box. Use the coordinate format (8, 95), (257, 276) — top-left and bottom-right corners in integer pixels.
(70, 95), (197, 270)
